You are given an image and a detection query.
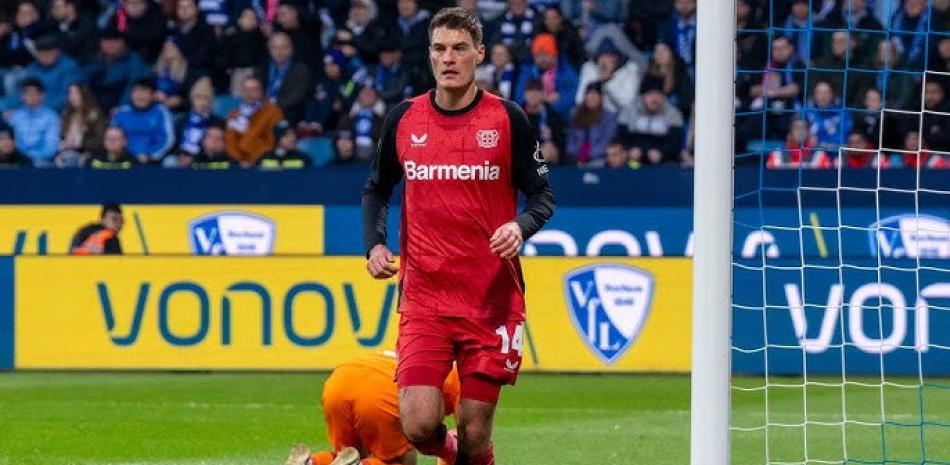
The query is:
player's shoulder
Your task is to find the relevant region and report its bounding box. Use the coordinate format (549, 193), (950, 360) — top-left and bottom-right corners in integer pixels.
(384, 97), (418, 124)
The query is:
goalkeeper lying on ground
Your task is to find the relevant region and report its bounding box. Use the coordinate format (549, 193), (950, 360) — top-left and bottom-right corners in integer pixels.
(285, 351), (461, 465)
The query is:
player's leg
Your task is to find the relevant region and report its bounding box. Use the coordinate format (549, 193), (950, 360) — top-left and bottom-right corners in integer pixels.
(453, 318), (525, 465)
(395, 310), (457, 463)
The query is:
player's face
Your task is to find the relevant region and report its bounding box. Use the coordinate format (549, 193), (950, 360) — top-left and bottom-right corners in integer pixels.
(430, 27), (485, 92)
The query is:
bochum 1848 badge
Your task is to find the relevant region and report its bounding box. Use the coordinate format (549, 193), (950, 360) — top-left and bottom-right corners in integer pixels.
(564, 264), (655, 365)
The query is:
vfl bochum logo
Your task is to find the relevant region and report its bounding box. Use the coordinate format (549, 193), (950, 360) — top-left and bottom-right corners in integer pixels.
(188, 212), (276, 256)
(565, 264), (654, 365)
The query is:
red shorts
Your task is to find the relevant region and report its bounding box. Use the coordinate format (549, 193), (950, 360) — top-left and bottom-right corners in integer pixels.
(396, 305), (525, 404)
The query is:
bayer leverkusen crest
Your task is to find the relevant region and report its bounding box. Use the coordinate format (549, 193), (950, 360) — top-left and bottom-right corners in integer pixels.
(564, 264), (655, 365)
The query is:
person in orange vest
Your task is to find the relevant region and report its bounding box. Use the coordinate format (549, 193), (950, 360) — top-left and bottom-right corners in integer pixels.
(285, 351), (461, 465)
(69, 203), (124, 255)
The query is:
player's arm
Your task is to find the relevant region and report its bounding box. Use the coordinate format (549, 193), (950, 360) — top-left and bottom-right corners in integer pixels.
(490, 101), (556, 259)
(362, 100), (411, 278)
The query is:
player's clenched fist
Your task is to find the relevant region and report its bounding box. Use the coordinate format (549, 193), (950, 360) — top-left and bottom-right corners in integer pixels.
(489, 222), (523, 259)
(367, 244), (399, 279)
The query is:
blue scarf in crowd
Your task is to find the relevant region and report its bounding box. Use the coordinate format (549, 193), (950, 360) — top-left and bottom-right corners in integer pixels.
(891, 6), (929, 68)
(180, 111), (213, 155)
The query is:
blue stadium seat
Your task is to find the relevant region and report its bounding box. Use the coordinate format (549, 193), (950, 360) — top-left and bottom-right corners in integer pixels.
(297, 137), (335, 167)
(212, 95), (241, 119)
(745, 139), (785, 153)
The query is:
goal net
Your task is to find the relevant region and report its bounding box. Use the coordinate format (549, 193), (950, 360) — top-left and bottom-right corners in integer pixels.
(729, 0), (950, 463)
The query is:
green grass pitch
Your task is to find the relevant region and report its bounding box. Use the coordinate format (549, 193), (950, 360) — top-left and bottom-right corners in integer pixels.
(1, 372), (949, 464)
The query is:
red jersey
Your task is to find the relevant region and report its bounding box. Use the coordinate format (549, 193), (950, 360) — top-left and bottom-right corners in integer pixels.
(363, 90), (554, 321)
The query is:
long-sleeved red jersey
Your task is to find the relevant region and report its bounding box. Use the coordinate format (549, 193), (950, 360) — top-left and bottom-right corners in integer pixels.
(363, 89), (555, 321)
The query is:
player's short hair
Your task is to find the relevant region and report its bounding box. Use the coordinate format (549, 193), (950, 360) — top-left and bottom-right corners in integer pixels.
(101, 203), (122, 218)
(429, 7), (482, 46)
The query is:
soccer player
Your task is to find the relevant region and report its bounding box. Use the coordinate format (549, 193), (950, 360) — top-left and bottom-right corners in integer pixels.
(284, 351), (460, 465)
(361, 7), (555, 465)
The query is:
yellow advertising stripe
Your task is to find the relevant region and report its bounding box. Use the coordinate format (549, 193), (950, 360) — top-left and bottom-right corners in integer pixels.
(809, 212), (829, 259)
(0, 205), (324, 255)
(14, 256), (692, 372)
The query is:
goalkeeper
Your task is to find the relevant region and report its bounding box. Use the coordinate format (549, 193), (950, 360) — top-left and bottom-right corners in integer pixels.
(284, 351), (460, 465)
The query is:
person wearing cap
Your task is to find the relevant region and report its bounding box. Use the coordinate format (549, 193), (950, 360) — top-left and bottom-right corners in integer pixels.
(111, 77), (176, 165)
(574, 42), (641, 113)
(259, 120), (311, 169)
(299, 48), (356, 138)
(375, 40), (418, 108)
(617, 76), (684, 166)
(513, 32), (578, 120)
(82, 26), (150, 111)
(0, 124), (33, 167)
(23, 34), (82, 111)
(5, 78), (61, 167)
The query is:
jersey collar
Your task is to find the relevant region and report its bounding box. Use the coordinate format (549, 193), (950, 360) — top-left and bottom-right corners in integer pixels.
(429, 89), (484, 116)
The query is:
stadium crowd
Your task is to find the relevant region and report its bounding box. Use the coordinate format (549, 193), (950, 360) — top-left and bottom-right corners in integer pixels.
(0, 0), (948, 169)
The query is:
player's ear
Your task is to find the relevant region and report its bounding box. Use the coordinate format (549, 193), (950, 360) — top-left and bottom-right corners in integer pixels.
(475, 44), (485, 65)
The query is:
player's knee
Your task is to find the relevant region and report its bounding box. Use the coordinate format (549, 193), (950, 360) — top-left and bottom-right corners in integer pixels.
(401, 417), (441, 444)
(457, 421), (491, 453)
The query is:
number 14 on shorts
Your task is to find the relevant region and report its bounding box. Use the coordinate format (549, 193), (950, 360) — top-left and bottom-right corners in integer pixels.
(495, 323), (524, 356)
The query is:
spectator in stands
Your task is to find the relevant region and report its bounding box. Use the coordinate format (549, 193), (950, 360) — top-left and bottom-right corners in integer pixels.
(333, 129), (357, 164)
(890, 0), (930, 71)
(299, 49), (355, 138)
(89, 126), (133, 169)
(108, 0), (167, 62)
(341, 0), (388, 65)
(522, 79), (566, 164)
(818, 0), (882, 62)
(83, 27), (150, 111)
(56, 84), (106, 166)
(644, 42), (693, 120)
(604, 138), (637, 170)
(575, 44), (640, 114)
(736, 0), (767, 72)
(337, 84), (385, 162)
(809, 31), (875, 108)
(48, 0), (98, 63)
(259, 120), (311, 169)
(781, 0), (814, 64)
(514, 33), (579, 121)
(257, 31), (312, 124)
(921, 80), (950, 153)
(153, 37), (199, 112)
(803, 80), (852, 152)
(852, 87), (882, 147)
(111, 78), (175, 165)
(225, 75), (284, 167)
(930, 37), (950, 78)
(751, 36), (805, 140)
(874, 39), (917, 111)
(174, 77), (221, 163)
(766, 116), (831, 169)
(841, 131), (880, 169)
(23, 34), (82, 112)
(539, 5), (584, 70)
(222, 8), (268, 96)
(886, 130), (928, 168)
(374, 42), (418, 108)
(5, 79), (60, 167)
(617, 77), (684, 166)
(192, 123), (232, 169)
(567, 82), (617, 166)
(487, 0), (539, 63)
(391, 0), (432, 84)
(658, 0), (697, 76)
(276, 1), (321, 74)
(475, 43), (518, 99)
(561, 0), (627, 27)
(1, 1), (46, 104)
(0, 123), (33, 167)
(168, 0), (214, 73)
(69, 203), (124, 254)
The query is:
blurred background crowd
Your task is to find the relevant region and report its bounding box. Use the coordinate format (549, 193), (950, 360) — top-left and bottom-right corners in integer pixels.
(0, 0), (948, 170)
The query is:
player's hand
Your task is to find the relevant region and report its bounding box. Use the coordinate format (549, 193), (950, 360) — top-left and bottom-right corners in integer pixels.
(490, 222), (523, 259)
(367, 244), (398, 279)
